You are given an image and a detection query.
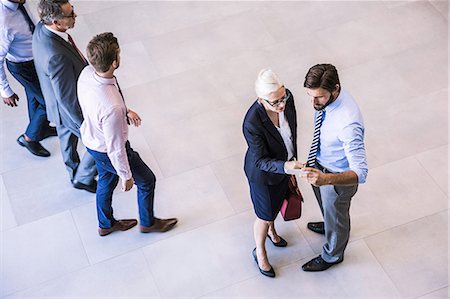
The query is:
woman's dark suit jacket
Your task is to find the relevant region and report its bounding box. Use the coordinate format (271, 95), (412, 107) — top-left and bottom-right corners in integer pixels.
(243, 91), (297, 185)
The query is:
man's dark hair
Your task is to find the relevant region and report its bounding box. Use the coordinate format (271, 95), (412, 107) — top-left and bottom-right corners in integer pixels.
(86, 32), (119, 73)
(38, 0), (69, 25)
(304, 64), (340, 93)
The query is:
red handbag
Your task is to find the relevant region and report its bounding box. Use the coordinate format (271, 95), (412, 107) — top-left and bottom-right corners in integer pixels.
(280, 175), (303, 221)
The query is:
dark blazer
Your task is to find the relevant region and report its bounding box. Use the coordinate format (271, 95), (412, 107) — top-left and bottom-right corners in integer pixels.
(243, 90), (297, 185)
(32, 21), (87, 136)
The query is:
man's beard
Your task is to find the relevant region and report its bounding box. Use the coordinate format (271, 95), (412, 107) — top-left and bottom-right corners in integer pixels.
(314, 93), (335, 111)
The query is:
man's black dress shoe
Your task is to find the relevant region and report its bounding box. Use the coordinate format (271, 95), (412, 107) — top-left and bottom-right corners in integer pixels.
(302, 255), (343, 272)
(307, 221), (325, 235)
(17, 134), (50, 157)
(252, 248), (275, 278)
(73, 180), (97, 193)
(268, 235), (288, 247)
(42, 126), (57, 139)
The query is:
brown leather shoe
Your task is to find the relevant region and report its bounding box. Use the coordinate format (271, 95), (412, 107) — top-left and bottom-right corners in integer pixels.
(98, 219), (138, 236)
(140, 217), (178, 233)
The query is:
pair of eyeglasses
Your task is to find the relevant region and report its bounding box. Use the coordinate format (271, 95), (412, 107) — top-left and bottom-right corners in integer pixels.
(262, 89), (290, 107)
(62, 5), (75, 18)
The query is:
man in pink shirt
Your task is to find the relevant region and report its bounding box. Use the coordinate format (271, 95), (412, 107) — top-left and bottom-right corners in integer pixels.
(77, 32), (177, 236)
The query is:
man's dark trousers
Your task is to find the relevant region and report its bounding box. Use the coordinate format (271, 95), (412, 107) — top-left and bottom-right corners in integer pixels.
(87, 141), (156, 229)
(6, 59), (49, 141)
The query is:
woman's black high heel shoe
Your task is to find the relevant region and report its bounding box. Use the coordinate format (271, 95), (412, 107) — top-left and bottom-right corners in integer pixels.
(252, 248), (276, 278)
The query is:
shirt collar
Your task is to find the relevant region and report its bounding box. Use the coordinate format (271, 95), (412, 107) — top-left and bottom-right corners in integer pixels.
(325, 87), (345, 113)
(1, 0), (18, 11)
(92, 67), (116, 85)
(44, 25), (69, 42)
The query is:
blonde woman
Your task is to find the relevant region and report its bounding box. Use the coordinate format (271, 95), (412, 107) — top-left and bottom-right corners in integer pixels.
(243, 69), (302, 277)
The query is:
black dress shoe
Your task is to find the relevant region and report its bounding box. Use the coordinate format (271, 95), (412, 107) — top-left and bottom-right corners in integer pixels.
(17, 134), (50, 157)
(268, 235), (288, 247)
(252, 248), (276, 278)
(73, 180), (97, 193)
(42, 126), (57, 139)
(307, 221), (325, 235)
(302, 255), (343, 272)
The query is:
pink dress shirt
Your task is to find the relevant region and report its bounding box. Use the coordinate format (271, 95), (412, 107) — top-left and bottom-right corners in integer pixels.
(77, 65), (132, 180)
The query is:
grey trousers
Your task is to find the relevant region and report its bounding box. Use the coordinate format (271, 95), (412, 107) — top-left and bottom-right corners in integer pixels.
(56, 123), (97, 184)
(312, 183), (358, 263)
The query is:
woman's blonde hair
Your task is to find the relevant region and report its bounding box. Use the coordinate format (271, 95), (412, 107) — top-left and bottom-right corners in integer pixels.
(255, 68), (283, 99)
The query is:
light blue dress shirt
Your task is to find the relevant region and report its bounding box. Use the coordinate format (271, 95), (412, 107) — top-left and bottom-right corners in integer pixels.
(316, 88), (368, 184)
(0, 0), (35, 97)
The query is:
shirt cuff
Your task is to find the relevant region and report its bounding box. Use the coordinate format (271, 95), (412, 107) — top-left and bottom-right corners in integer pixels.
(0, 86), (14, 98)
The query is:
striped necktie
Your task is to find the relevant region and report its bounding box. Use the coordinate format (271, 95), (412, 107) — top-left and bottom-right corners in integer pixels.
(306, 110), (325, 167)
(18, 4), (35, 33)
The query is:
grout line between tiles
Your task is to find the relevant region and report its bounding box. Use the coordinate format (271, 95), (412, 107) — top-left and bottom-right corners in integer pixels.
(368, 143), (448, 175)
(413, 284), (450, 299)
(350, 208), (449, 245)
(139, 247), (163, 299)
(361, 238), (404, 298)
(70, 209), (93, 266)
(414, 155), (448, 199)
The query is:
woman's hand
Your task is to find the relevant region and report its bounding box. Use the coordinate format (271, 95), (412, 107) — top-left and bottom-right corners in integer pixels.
(284, 161), (305, 170)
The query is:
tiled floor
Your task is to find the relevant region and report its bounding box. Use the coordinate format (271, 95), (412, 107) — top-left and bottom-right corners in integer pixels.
(1, 0), (448, 298)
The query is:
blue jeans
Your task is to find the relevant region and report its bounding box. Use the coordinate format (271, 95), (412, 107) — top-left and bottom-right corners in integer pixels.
(87, 141), (156, 229)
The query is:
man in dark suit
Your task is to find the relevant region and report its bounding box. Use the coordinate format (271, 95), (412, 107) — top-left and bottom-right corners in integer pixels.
(0, 0), (56, 157)
(33, 0), (97, 193)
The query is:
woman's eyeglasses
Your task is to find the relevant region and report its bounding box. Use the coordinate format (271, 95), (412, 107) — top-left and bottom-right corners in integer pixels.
(263, 89), (290, 107)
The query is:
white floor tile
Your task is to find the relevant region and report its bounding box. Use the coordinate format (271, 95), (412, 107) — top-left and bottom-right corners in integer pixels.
(329, 240), (402, 297)
(204, 256), (347, 298)
(3, 250), (160, 298)
(365, 210), (448, 298)
(418, 286), (450, 298)
(142, 211), (314, 297)
(364, 89), (447, 168)
(317, 1), (446, 69)
(71, 165), (235, 264)
(2, 157), (95, 225)
(141, 10), (276, 78)
(122, 67), (240, 132)
(143, 103), (248, 178)
(0, 211), (89, 296)
(208, 239), (402, 298)
(115, 40), (161, 89)
(350, 156), (448, 240)
(429, 0), (449, 20)
(0, 175), (17, 231)
(210, 152), (252, 213)
(415, 145), (448, 197)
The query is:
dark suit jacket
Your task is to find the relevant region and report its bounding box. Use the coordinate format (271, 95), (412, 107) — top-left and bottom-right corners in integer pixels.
(243, 90), (298, 185)
(32, 21), (87, 136)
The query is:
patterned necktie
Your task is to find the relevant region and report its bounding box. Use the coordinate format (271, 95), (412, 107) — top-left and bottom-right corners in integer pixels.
(67, 34), (87, 64)
(18, 4), (35, 33)
(306, 110), (325, 167)
(114, 77), (130, 125)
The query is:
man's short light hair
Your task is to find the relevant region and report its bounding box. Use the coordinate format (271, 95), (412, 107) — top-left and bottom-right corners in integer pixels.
(255, 68), (283, 99)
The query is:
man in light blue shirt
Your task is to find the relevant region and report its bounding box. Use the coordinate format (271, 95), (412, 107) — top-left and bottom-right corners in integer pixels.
(0, 0), (56, 157)
(301, 64), (368, 271)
